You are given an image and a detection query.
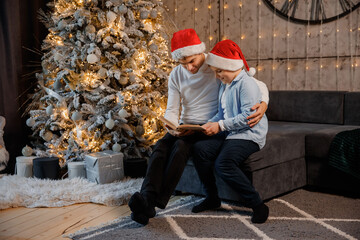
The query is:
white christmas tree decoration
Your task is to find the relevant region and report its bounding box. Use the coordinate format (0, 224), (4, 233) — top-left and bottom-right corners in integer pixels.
(26, 0), (174, 165)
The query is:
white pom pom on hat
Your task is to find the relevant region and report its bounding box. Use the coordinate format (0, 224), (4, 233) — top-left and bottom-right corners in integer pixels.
(247, 67), (256, 77)
(206, 39), (256, 76)
(171, 29), (206, 61)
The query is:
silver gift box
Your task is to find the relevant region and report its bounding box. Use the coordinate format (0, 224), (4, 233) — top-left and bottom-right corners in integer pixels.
(85, 150), (124, 184)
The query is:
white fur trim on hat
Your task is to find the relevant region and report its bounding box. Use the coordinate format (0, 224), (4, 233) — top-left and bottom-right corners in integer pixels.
(206, 53), (244, 71)
(171, 42), (206, 61)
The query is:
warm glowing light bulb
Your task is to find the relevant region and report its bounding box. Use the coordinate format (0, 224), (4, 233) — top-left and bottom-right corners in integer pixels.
(138, 51), (146, 61)
(209, 36), (213, 41)
(241, 35), (245, 40)
(208, 5), (211, 9)
(195, 8), (198, 11)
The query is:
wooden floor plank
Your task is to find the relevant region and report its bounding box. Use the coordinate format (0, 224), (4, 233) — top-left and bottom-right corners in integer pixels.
(63, 204), (131, 236)
(0, 195), (186, 240)
(0, 208), (37, 224)
(0, 204), (82, 233)
(11, 204), (98, 239)
(0, 204), (84, 239)
(27, 204), (117, 239)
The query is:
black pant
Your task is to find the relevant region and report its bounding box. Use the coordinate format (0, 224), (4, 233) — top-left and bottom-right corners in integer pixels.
(140, 132), (219, 208)
(193, 138), (262, 208)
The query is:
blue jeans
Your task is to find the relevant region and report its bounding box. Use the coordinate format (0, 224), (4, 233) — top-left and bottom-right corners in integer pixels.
(192, 137), (262, 208)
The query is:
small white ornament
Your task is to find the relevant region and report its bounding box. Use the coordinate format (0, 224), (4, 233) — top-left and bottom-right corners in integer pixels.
(118, 5), (127, 14)
(71, 111), (82, 121)
(98, 68), (107, 78)
(150, 9), (157, 19)
(22, 145), (33, 157)
(140, 10), (149, 19)
(119, 77), (128, 85)
(149, 43), (158, 52)
(87, 54), (99, 63)
(85, 24), (96, 34)
(118, 109), (129, 118)
(129, 73), (136, 83)
(26, 118), (35, 127)
(43, 131), (53, 142)
(140, 106), (150, 115)
(112, 143), (121, 152)
(105, 119), (115, 129)
(46, 105), (54, 115)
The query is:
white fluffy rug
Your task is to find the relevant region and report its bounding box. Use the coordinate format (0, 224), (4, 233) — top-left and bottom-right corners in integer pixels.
(0, 175), (143, 209)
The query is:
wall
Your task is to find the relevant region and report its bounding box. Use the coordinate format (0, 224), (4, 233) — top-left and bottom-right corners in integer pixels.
(162, 0), (360, 91)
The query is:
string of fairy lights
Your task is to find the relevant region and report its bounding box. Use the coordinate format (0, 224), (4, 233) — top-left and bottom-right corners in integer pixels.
(166, 0), (359, 91)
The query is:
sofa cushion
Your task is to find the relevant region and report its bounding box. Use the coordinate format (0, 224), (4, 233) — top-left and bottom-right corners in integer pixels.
(267, 91), (346, 124)
(305, 125), (360, 159)
(344, 92), (360, 125)
(244, 121), (346, 171)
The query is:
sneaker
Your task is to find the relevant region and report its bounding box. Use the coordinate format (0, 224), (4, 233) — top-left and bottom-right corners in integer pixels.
(192, 197), (221, 213)
(251, 203), (269, 223)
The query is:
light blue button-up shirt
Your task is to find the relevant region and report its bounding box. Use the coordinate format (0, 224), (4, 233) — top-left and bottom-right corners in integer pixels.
(209, 70), (268, 149)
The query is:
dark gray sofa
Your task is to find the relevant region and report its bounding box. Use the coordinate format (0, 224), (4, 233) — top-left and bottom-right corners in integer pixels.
(175, 91), (360, 202)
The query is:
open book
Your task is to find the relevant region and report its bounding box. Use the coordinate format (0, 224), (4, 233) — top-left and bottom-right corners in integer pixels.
(159, 116), (205, 131)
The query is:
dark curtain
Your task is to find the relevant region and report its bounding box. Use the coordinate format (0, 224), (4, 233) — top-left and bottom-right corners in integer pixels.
(0, 0), (48, 174)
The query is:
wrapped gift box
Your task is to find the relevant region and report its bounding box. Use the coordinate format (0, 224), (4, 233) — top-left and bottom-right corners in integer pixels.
(85, 150), (124, 184)
(16, 156), (36, 178)
(33, 157), (60, 180)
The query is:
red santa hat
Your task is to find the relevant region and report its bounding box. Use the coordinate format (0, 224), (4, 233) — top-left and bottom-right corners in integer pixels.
(206, 39), (256, 76)
(171, 29), (206, 61)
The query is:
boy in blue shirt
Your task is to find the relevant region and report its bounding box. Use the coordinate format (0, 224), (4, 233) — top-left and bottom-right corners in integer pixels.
(192, 40), (269, 223)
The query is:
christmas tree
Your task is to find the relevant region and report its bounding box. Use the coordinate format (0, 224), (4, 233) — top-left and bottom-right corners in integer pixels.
(25, 0), (174, 164)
